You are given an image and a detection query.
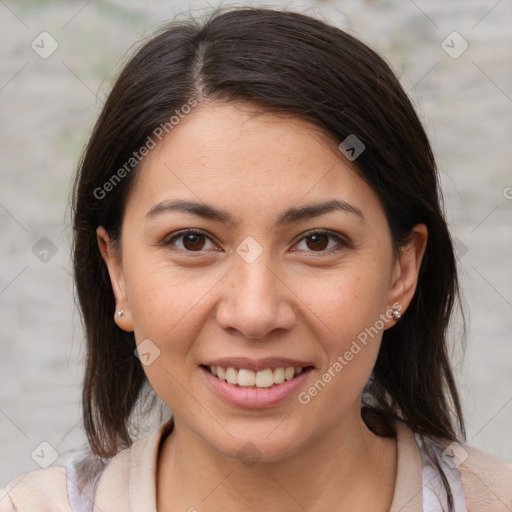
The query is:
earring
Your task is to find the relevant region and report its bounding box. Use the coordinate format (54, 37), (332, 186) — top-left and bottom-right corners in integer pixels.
(392, 309), (401, 320)
(117, 310), (124, 317)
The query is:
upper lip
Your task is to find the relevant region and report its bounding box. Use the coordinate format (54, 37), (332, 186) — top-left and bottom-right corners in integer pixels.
(201, 357), (315, 372)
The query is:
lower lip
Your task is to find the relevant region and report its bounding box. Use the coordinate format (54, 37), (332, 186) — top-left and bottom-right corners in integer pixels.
(200, 366), (313, 409)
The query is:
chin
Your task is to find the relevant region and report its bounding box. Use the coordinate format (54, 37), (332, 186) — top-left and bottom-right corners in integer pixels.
(199, 420), (307, 466)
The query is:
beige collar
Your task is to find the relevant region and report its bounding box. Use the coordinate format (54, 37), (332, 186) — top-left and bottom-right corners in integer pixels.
(95, 418), (424, 512)
(389, 421), (424, 511)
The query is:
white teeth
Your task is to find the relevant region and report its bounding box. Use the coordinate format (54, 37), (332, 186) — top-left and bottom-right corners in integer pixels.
(255, 369), (274, 388)
(273, 367), (285, 384)
(284, 367), (295, 381)
(237, 368), (256, 386)
(225, 367), (238, 385)
(208, 365), (306, 388)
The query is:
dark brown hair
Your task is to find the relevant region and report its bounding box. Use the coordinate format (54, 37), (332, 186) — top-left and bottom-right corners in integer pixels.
(72, 5), (466, 499)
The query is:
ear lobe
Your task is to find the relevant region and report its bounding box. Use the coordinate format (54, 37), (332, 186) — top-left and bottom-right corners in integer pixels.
(96, 226), (134, 332)
(387, 223), (428, 321)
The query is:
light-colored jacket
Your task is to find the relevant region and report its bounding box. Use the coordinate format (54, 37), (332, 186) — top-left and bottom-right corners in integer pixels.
(1, 419), (511, 511)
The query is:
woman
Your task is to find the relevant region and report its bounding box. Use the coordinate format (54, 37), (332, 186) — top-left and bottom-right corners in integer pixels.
(1, 6), (510, 512)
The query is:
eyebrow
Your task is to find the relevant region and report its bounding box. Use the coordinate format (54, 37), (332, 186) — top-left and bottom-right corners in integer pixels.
(146, 198), (365, 225)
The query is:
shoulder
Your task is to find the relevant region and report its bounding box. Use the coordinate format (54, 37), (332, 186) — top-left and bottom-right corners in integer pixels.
(0, 449), (111, 512)
(0, 419), (172, 512)
(414, 430), (512, 512)
(1, 465), (71, 512)
(457, 442), (512, 511)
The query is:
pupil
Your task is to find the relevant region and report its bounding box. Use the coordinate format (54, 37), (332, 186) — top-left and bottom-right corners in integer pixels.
(185, 234), (204, 250)
(308, 234), (327, 251)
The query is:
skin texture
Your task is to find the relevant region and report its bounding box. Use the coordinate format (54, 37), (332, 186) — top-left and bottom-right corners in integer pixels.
(97, 101), (428, 511)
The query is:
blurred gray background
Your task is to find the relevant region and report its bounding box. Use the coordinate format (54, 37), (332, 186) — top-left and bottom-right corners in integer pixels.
(1, 0), (511, 485)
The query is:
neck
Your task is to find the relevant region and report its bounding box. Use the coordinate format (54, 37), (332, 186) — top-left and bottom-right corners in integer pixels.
(157, 408), (397, 512)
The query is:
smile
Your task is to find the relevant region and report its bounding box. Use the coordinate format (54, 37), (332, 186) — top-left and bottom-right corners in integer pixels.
(199, 362), (314, 409)
(203, 365), (309, 388)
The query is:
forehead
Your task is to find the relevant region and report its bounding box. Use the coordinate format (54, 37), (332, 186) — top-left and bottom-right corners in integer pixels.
(124, 101), (383, 226)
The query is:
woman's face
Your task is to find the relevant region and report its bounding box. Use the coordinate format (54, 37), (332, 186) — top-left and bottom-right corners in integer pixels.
(98, 101), (427, 461)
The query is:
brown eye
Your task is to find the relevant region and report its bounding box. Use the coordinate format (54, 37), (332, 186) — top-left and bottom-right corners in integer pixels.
(305, 233), (329, 251)
(182, 233), (206, 251)
(294, 230), (347, 253)
(166, 229), (216, 252)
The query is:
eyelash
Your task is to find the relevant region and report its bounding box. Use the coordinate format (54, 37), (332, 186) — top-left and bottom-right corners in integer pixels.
(164, 228), (348, 255)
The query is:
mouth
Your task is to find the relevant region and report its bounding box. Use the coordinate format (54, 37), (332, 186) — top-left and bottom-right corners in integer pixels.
(200, 364), (315, 389)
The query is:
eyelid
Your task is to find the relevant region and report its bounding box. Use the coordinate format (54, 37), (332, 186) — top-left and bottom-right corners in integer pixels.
(164, 228), (219, 252)
(291, 229), (349, 252)
(164, 228), (349, 253)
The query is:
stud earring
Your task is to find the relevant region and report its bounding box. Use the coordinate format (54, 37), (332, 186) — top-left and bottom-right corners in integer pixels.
(117, 310), (124, 317)
(392, 309), (401, 320)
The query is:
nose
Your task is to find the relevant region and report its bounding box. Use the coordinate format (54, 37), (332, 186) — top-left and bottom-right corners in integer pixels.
(215, 252), (297, 339)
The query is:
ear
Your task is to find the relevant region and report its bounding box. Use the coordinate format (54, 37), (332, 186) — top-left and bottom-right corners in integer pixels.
(96, 226), (134, 332)
(386, 223), (428, 325)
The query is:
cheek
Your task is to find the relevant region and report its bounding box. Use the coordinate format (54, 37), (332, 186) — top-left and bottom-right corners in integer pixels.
(295, 270), (387, 421)
(291, 260), (390, 410)
(123, 261), (214, 405)
(124, 258), (220, 358)
(295, 260), (391, 345)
